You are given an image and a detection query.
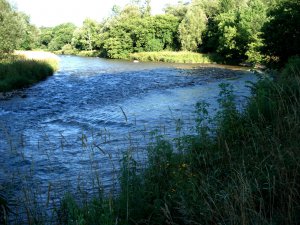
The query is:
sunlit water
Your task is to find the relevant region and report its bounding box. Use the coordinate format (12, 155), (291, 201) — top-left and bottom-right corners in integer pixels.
(0, 55), (256, 220)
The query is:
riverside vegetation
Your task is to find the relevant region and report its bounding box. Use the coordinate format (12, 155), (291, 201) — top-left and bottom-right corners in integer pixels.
(2, 0), (299, 65)
(0, 53), (59, 92)
(52, 57), (299, 225)
(0, 0), (58, 92)
(129, 51), (219, 63)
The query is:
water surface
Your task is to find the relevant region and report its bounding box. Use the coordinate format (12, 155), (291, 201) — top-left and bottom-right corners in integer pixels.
(0, 55), (256, 217)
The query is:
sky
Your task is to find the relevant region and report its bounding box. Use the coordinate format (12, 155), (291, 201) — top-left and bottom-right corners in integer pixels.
(9, 0), (177, 27)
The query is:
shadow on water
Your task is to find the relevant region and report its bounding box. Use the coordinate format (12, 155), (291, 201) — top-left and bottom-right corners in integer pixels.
(0, 55), (256, 222)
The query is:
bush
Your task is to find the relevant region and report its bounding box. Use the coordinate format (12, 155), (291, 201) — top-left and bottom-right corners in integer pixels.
(261, 0), (300, 64)
(113, 58), (300, 224)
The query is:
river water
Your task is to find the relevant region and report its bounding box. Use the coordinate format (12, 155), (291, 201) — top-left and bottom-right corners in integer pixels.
(0, 55), (256, 221)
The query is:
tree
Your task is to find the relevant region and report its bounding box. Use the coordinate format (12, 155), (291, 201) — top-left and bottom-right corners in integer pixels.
(104, 31), (134, 59)
(0, 0), (24, 54)
(164, 1), (188, 23)
(261, 0), (300, 63)
(111, 5), (121, 18)
(130, 15), (179, 52)
(239, 0), (267, 63)
(48, 23), (76, 51)
(118, 4), (142, 20)
(38, 27), (53, 49)
(178, 0), (208, 51)
(215, 0), (268, 62)
(143, 0), (151, 17)
(17, 12), (40, 50)
(153, 15), (179, 50)
(100, 2), (180, 59)
(72, 19), (101, 51)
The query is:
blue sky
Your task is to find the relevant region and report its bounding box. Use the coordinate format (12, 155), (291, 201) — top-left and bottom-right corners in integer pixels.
(9, 0), (177, 27)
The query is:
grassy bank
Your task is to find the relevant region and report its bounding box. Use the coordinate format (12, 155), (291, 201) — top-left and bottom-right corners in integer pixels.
(54, 48), (102, 58)
(53, 49), (222, 64)
(0, 51), (59, 92)
(130, 51), (220, 63)
(54, 57), (300, 225)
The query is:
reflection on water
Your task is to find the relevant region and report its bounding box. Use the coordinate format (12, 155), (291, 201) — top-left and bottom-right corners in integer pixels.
(0, 55), (256, 220)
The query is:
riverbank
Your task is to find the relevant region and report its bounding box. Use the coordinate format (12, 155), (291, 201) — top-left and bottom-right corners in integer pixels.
(0, 51), (59, 93)
(130, 51), (220, 63)
(56, 57), (300, 224)
(54, 49), (223, 64)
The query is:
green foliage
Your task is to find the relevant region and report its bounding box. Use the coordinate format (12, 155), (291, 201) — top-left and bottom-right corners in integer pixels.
(72, 19), (101, 51)
(261, 0), (300, 64)
(58, 193), (115, 225)
(281, 56), (300, 78)
(118, 4), (143, 20)
(164, 1), (188, 22)
(0, 0), (25, 54)
(216, 0), (268, 63)
(39, 27), (54, 49)
(142, 0), (151, 17)
(113, 58), (300, 225)
(104, 32), (133, 59)
(151, 15), (179, 50)
(17, 12), (40, 50)
(61, 44), (77, 55)
(34, 0), (292, 64)
(101, 13), (179, 59)
(48, 23), (76, 51)
(178, 0), (207, 51)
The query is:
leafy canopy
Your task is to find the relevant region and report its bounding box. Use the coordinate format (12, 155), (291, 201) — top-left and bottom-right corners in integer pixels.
(0, 0), (25, 54)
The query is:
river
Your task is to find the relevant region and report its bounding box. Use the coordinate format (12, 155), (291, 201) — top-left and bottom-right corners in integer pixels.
(0, 55), (256, 221)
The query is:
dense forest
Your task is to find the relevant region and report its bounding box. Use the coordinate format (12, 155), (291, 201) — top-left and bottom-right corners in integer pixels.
(1, 0), (299, 64)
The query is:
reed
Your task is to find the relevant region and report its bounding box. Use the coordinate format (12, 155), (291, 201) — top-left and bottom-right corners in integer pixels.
(130, 51), (220, 64)
(0, 52), (59, 92)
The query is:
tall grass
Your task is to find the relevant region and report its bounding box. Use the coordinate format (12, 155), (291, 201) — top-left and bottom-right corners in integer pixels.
(0, 189), (9, 225)
(130, 51), (220, 63)
(0, 57), (59, 92)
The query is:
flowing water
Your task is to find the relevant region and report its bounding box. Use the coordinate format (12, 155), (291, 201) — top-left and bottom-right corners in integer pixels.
(0, 55), (256, 220)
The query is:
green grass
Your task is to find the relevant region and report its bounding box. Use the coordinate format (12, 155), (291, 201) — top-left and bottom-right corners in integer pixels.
(130, 51), (221, 63)
(0, 57), (59, 92)
(55, 49), (102, 57)
(56, 57), (300, 225)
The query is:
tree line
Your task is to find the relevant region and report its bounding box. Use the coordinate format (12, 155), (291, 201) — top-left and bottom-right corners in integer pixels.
(1, 0), (299, 64)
